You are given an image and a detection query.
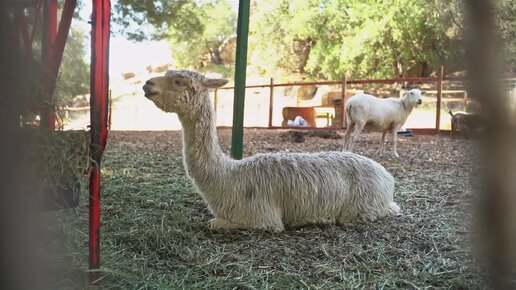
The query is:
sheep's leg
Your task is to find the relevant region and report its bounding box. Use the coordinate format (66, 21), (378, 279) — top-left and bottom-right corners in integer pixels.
(376, 130), (387, 156)
(391, 128), (400, 157)
(348, 122), (365, 152)
(342, 122), (355, 151)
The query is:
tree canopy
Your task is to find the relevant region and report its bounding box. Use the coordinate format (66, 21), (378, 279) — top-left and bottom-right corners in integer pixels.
(12, 3), (89, 106)
(248, 0), (464, 79)
(113, 0), (516, 79)
(496, 0), (516, 69)
(114, 0), (236, 69)
(58, 28), (90, 100)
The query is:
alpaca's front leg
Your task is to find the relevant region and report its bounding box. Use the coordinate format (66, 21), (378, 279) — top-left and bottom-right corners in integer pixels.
(209, 218), (244, 231)
(209, 217), (284, 232)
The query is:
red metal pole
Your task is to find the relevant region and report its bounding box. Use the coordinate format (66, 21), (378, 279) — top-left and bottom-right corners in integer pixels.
(47, 0), (57, 43)
(39, 0), (76, 129)
(89, 0), (110, 283)
(51, 0), (77, 73)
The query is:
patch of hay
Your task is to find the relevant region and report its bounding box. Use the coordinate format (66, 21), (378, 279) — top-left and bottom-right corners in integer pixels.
(22, 129), (90, 208)
(43, 129), (494, 288)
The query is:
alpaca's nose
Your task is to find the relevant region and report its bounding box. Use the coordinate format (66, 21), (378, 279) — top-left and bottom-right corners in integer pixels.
(143, 80), (158, 98)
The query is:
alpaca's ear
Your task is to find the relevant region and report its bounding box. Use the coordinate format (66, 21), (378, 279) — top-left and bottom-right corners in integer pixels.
(202, 78), (228, 89)
(170, 76), (192, 88)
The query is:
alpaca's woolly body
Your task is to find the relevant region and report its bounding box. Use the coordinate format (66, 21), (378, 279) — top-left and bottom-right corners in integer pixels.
(143, 70), (400, 231)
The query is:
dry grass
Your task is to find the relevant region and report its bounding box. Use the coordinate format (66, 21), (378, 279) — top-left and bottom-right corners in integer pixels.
(20, 129), (90, 211)
(51, 128), (486, 289)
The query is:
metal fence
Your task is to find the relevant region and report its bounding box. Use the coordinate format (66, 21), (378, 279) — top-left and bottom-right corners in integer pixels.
(214, 68), (516, 133)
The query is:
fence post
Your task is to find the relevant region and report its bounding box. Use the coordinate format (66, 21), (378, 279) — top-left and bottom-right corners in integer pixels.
(435, 65), (444, 134)
(214, 89), (218, 114)
(341, 75), (347, 128)
(230, 0), (251, 160)
(268, 78), (274, 128)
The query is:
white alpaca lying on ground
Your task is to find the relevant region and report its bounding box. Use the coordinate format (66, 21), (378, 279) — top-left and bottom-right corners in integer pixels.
(143, 70), (400, 232)
(343, 89), (423, 157)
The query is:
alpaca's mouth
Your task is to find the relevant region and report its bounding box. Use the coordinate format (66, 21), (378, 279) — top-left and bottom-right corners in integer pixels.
(143, 84), (159, 98)
(417, 99), (422, 105)
(144, 91), (158, 98)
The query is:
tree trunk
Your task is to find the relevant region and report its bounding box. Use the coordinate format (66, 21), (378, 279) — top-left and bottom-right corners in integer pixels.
(210, 49), (223, 65)
(421, 61), (431, 77)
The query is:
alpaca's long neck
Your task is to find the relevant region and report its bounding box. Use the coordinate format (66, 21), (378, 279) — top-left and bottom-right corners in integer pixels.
(178, 93), (231, 187)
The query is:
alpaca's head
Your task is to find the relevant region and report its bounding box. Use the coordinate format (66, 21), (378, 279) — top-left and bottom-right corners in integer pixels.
(142, 70), (228, 114)
(403, 89), (423, 106)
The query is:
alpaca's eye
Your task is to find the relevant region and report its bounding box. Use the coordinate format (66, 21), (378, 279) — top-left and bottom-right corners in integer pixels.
(175, 80), (184, 86)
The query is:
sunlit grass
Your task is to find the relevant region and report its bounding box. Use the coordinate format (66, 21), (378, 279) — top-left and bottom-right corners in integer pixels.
(51, 129), (485, 289)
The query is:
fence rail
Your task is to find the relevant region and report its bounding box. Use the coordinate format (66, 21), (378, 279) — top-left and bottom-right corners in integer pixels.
(216, 76), (482, 91)
(214, 69), (516, 133)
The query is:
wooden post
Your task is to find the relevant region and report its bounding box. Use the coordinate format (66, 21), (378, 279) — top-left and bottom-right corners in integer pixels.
(213, 89), (218, 114)
(435, 65), (444, 134)
(341, 75), (347, 128)
(268, 78), (274, 128)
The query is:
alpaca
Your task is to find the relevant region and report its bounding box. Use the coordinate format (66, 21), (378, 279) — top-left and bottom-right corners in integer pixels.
(343, 89), (423, 157)
(142, 70), (400, 232)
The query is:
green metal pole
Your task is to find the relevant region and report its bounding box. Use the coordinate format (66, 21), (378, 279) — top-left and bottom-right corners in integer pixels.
(230, 0), (250, 159)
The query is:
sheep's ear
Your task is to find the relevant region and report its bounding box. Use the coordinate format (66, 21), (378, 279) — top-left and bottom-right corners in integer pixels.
(202, 78), (228, 89)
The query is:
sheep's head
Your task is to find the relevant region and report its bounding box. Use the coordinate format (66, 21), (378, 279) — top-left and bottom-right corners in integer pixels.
(404, 89), (423, 106)
(142, 70), (228, 114)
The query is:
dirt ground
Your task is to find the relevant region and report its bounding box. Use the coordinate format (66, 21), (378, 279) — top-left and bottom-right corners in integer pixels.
(56, 128), (485, 289)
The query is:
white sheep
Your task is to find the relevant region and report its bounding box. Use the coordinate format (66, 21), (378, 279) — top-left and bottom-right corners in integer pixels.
(142, 70), (401, 232)
(342, 89), (423, 157)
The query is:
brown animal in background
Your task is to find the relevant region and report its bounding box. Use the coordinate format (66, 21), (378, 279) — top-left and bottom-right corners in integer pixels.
(449, 110), (485, 138)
